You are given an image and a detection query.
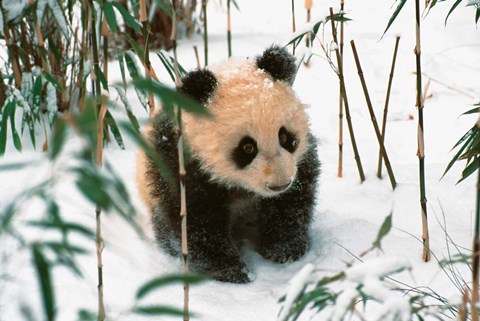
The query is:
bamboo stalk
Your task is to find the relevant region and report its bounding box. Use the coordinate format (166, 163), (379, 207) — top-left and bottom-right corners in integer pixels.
(202, 0), (208, 66)
(414, 0), (430, 262)
(227, 0), (232, 58)
(305, 0), (312, 47)
(2, 25), (22, 88)
(291, 0), (296, 55)
(171, 2), (190, 320)
(337, 0), (344, 178)
(329, 8), (365, 183)
(350, 40), (396, 190)
(193, 45), (201, 69)
(88, 0), (106, 319)
(377, 36), (400, 179)
(472, 157), (480, 321)
(139, 0), (155, 117)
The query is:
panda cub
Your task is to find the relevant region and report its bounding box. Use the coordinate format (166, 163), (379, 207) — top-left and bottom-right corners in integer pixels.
(137, 45), (320, 283)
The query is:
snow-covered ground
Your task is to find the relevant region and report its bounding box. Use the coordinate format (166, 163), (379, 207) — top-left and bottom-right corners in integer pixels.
(1, 0), (480, 320)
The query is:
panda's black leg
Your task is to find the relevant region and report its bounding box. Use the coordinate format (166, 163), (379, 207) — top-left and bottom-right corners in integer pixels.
(257, 194), (312, 263)
(257, 139), (320, 263)
(186, 208), (251, 283)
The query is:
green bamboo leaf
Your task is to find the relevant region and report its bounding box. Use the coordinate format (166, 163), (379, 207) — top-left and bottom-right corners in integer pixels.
(49, 117), (67, 160)
(372, 213), (392, 251)
(445, 0), (463, 25)
(27, 221), (95, 239)
(132, 79), (211, 117)
(382, 0), (407, 37)
(104, 1), (118, 33)
(32, 75), (43, 114)
(43, 71), (65, 93)
(8, 101), (22, 152)
(461, 106), (480, 115)
(136, 274), (205, 300)
(476, 8), (480, 25)
(122, 33), (145, 63)
(113, 85), (140, 131)
(457, 157), (479, 183)
(0, 100), (13, 155)
(443, 134), (475, 179)
(124, 50), (148, 111)
(133, 305), (184, 316)
(117, 51), (127, 90)
(120, 121), (177, 193)
(429, 0), (438, 9)
(105, 110), (125, 149)
(231, 0), (240, 10)
(32, 245), (56, 321)
(111, 1), (142, 33)
(0, 160), (33, 171)
(156, 52), (177, 83)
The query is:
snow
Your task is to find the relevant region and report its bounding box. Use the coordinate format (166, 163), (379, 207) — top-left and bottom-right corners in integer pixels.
(2, 0), (29, 25)
(1, 0), (480, 320)
(278, 263), (314, 321)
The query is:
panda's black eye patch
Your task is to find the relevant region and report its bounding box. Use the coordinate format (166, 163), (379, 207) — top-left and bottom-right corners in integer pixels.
(279, 127), (298, 153)
(232, 136), (258, 169)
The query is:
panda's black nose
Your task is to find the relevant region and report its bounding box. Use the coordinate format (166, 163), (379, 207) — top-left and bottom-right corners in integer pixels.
(267, 182), (291, 192)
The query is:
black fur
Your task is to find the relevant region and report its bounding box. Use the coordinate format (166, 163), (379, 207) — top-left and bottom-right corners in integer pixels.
(145, 113), (320, 283)
(231, 136), (258, 169)
(279, 127), (298, 154)
(179, 69), (218, 105)
(256, 45), (297, 85)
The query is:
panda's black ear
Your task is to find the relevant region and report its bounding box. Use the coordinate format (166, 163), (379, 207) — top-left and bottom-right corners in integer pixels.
(179, 69), (218, 106)
(256, 45), (296, 85)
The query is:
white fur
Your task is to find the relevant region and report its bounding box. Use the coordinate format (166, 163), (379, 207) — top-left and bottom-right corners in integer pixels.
(183, 58), (310, 197)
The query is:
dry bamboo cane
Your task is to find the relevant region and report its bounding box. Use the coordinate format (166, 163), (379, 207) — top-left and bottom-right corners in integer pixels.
(227, 0), (232, 58)
(377, 36), (400, 179)
(139, 0), (155, 117)
(305, 0), (312, 47)
(350, 40), (396, 190)
(291, 0), (296, 55)
(171, 2), (190, 320)
(2, 24), (22, 87)
(472, 157), (480, 321)
(88, 0), (106, 318)
(337, 0), (344, 178)
(202, 0), (208, 66)
(414, 0), (430, 262)
(329, 8), (365, 183)
(193, 45), (201, 69)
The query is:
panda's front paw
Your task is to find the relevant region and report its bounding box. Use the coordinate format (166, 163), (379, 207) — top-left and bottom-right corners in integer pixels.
(260, 237), (310, 264)
(211, 265), (253, 283)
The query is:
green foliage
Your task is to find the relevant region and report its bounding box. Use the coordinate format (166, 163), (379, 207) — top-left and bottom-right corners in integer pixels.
(287, 12), (351, 49)
(383, 0), (480, 37)
(443, 104), (480, 183)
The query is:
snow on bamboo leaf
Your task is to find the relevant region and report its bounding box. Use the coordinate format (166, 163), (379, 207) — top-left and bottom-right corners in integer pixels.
(278, 263), (314, 321)
(125, 50), (148, 111)
(36, 0), (70, 40)
(46, 83), (58, 126)
(132, 78), (211, 117)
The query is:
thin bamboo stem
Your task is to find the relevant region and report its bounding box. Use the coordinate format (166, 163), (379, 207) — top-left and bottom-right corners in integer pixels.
(329, 8), (365, 183)
(291, 0), (296, 55)
(193, 45), (201, 69)
(139, 0), (155, 117)
(305, 0), (312, 47)
(171, 1), (189, 320)
(472, 157), (480, 321)
(414, 0), (430, 262)
(350, 40), (396, 190)
(337, 0), (344, 178)
(377, 36), (400, 179)
(88, 0), (106, 319)
(202, 0), (208, 66)
(227, 0), (232, 58)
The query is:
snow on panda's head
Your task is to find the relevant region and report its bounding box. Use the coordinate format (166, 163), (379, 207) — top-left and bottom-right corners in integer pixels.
(182, 45), (310, 197)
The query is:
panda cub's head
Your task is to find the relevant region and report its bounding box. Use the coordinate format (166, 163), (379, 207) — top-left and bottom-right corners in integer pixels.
(181, 45), (310, 197)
